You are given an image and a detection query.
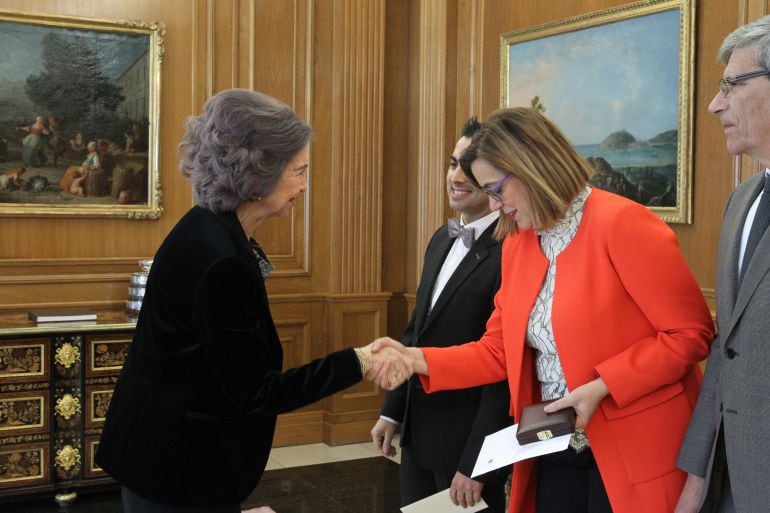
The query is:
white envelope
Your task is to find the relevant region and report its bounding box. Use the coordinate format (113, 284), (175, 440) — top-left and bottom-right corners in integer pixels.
(400, 488), (488, 513)
(470, 423), (571, 478)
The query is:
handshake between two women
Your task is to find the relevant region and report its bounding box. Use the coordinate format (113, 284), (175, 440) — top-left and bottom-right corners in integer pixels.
(356, 337), (428, 390)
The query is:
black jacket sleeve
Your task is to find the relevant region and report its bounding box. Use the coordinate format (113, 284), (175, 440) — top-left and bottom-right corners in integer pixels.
(193, 255), (362, 416)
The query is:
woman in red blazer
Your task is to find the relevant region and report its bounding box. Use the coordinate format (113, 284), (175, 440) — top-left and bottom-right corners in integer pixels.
(378, 108), (713, 513)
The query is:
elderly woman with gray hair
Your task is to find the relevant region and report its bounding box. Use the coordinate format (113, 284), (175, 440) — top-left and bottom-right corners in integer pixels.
(96, 89), (408, 513)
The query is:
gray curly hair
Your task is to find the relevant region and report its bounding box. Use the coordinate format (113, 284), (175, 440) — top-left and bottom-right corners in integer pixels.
(179, 89), (312, 213)
(718, 14), (770, 70)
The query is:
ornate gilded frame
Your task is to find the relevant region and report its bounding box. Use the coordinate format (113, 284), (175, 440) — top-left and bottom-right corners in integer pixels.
(501, 0), (694, 223)
(0, 10), (164, 219)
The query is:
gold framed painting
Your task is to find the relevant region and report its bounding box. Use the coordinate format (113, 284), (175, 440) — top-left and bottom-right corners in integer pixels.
(501, 0), (694, 223)
(0, 10), (164, 218)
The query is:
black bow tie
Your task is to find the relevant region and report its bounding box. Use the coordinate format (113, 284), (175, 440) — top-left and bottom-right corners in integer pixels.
(447, 218), (474, 248)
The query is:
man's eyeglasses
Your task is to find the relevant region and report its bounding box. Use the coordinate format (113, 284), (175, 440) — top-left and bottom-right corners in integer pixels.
(719, 69), (770, 96)
(481, 174), (512, 202)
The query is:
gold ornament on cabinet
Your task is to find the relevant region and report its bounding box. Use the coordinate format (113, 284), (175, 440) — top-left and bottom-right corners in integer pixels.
(55, 343), (80, 369)
(55, 445), (81, 471)
(55, 393), (81, 420)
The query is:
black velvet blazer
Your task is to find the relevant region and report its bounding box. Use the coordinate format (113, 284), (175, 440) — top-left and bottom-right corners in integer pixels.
(96, 206), (362, 507)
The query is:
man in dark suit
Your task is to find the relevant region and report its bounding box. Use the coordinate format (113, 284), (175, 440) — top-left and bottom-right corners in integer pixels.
(371, 118), (512, 512)
(676, 15), (770, 513)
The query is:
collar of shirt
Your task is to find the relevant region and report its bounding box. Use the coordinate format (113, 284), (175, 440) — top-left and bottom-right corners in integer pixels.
(738, 169), (770, 275)
(536, 186), (592, 260)
(429, 210), (499, 310)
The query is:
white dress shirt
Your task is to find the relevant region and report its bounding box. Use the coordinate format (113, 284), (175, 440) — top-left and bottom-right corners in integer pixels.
(526, 187), (591, 400)
(429, 211), (499, 309)
(738, 168), (770, 277)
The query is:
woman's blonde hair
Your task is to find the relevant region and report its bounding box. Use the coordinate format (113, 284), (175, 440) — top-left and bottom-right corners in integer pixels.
(460, 107), (594, 239)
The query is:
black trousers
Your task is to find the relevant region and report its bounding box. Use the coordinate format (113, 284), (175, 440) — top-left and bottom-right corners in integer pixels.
(535, 448), (613, 513)
(399, 445), (508, 512)
(121, 487), (241, 513)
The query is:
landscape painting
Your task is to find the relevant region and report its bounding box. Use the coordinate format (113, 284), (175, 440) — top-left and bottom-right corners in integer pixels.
(0, 10), (163, 218)
(501, 0), (693, 223)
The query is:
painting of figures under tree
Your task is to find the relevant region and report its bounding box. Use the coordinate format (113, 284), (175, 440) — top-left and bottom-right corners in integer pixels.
(0, 10), (163, 218)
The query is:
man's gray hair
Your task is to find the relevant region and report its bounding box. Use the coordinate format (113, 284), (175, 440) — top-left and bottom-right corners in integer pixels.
(719, 14), (770, 70)
(179, 88), (312, 213)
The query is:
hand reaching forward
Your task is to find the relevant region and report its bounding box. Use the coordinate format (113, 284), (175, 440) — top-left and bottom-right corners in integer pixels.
(449, 471), (484, 508)
(371, 337), (429, 380)
(543, 377), (608, 430)
(357, 341), (414, 389)
(371, 418), (399, 458)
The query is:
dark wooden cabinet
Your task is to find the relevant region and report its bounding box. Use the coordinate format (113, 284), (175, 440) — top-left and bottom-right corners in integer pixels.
(0, 313), (134, 504)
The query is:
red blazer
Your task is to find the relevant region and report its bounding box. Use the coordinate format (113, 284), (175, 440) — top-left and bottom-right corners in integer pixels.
(420, 189), (713, 513)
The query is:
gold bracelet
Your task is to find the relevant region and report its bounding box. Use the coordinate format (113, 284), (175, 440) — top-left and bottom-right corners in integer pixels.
(354, 347), (372, 376)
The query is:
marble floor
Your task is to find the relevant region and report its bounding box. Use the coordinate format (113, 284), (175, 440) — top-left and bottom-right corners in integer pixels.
(1, 439), (402, 513)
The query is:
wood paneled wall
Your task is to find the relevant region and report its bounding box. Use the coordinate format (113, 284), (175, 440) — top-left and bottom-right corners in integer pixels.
(1, 0), (767, 445)
(0, 0), (389, 446)
(0, 0), (198, 312)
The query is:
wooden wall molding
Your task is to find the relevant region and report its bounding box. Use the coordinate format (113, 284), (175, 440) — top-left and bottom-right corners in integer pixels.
(0, 260), (147, 312)
(322, 293), (389, 442)
(327, 0), (386, 293)
(249, 292), (391, 445)
(413, 0), (449, 283)
(191, 0), (314, 279)
(469, 0), (485, 119)
(273, 410), (325, 446)
(701, 287), (716, 321)
(0, 285), (127, 313)
(322, 409), (383, 446)
(193, 0), (213, 106)
(404, 292), (417, 320)
(457, 0), (485, 121)
(209, 0), (236, 93)
(275, 317), (313, 370)
(0, 274), (128, 286)
(0, 258), (143, 277)
(249, 0), (313, 278)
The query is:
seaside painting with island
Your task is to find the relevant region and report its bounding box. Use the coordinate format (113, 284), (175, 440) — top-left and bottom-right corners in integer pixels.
(577, 126), (677, 207)
(502, 2), (693, 222)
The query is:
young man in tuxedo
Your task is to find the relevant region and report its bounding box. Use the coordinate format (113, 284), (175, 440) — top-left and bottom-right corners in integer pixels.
(370, 118), (512, 512)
